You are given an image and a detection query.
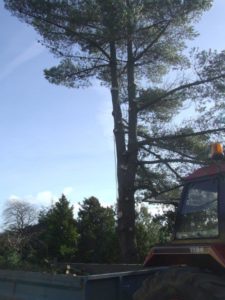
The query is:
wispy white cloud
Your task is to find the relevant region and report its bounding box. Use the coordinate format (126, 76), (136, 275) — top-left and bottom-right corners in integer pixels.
(7, 186), (116, 218)
(8, 191), (56, 207)
(7, 186), (78, 212)
(8, 195), (21, 202)
(36, 191), (56, 206)
(0, 41), (45, 81)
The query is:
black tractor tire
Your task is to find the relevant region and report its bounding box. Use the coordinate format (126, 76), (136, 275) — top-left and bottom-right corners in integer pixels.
(133, 267), (225, 300)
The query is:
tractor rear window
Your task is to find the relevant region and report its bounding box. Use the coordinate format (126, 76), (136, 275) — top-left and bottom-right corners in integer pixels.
(176, 179), (219, 239)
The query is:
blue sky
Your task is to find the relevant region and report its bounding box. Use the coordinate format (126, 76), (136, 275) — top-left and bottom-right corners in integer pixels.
(0, 1), (225, 216)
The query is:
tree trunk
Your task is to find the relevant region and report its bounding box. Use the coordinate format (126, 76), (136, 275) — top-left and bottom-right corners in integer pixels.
(120, 35), (138, 263)
(109, 40), (138, 263)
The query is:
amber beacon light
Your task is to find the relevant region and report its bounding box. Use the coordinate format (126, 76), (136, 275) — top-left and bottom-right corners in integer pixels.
(211, 142), (224, 159)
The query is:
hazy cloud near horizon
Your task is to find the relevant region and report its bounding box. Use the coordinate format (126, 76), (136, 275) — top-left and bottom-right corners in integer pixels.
(7, 186), (74, 207)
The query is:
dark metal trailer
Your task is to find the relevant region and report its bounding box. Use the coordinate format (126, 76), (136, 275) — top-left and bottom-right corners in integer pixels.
(0, 266), (163, 300)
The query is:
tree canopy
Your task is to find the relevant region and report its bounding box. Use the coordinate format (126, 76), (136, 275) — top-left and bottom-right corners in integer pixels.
(2, 200), (38, 258)
(76, 197), (119, 263)
(3, 199), (37, 232)
(39, 194), (78, 260)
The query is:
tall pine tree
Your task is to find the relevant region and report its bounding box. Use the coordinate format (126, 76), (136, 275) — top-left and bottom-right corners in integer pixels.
(39, 194), (78, 260)
(5, 0), (225, 261)
(77, 197), (119, 263)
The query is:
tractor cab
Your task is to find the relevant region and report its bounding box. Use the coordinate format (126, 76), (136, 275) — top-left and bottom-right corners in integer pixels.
(144, 143), (225, 271)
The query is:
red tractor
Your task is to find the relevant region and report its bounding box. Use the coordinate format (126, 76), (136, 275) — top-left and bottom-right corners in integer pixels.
(134, 143), (225, 300)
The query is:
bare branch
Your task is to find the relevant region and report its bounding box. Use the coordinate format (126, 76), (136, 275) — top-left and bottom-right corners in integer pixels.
(3, 200), (38, 231)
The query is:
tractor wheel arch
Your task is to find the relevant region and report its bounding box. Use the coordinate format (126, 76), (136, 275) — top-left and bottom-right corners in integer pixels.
(133, 267), (225, 300)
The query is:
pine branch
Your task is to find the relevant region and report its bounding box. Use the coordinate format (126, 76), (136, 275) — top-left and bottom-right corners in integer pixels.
(138, 158), (206, 165)
(135, 164), (158, 194)
(138, 73), (225, 111)
(141, 144), (196, 160)
(134, 20), (167, 35)
(45, 44), (110, 63)
(133, 4), (191, 63)
(70, 64), (108, 78)
(19, 10), (111, 60)
(143, 183), (183, 203)
(142, 198), (179, 205)
(138, 127), (225, 146)
(146, 149), (183, 180)
(134, 21), (171, 62)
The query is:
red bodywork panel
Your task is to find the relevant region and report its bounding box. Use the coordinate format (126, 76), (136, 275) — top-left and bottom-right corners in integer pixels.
(144, 244), (225, 271)
(185, 161), (225, 180)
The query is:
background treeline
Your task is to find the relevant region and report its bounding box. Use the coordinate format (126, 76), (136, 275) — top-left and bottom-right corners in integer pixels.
(0, 195), (174, 269)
